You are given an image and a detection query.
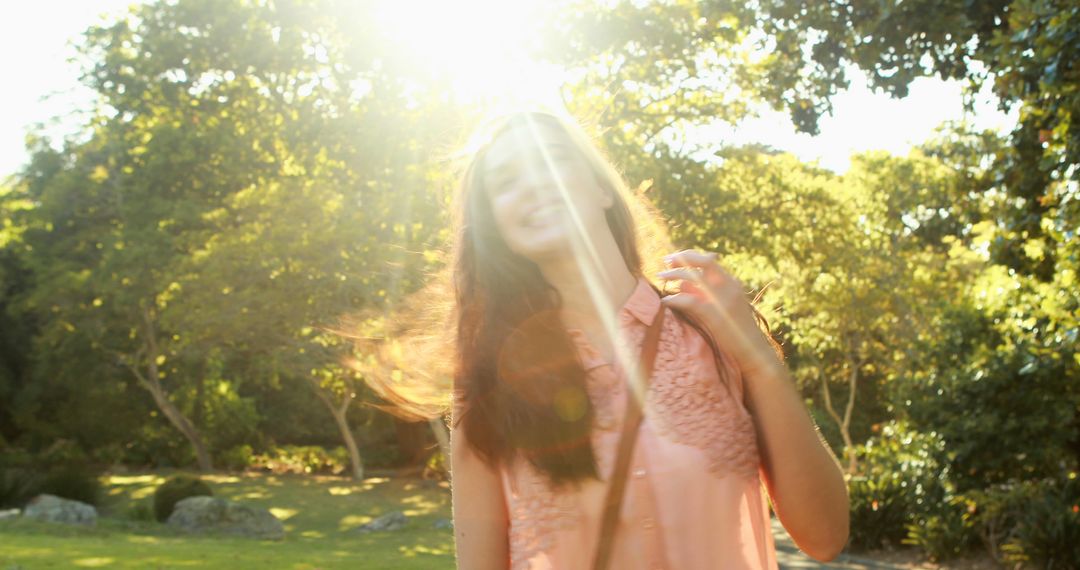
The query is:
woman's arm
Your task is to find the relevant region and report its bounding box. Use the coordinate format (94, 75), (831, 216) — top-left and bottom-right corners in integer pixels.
(451, 422), (510, 570)
(739, 359), (850, 561)
(657, 249), (850, 561)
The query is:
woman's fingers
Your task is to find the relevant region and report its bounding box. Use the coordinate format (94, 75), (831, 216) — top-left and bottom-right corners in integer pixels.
(656, 266), (702, 282)
(658, 292), (697, 311)
(664, 249), (715, 269)
(664, 249), (733, 283)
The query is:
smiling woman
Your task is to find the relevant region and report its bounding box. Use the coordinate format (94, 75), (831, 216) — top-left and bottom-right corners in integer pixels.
(354, 108), (849, 569)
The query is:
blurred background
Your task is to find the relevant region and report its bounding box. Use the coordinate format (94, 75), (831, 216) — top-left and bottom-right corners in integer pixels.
(0, 0), (1076, 568)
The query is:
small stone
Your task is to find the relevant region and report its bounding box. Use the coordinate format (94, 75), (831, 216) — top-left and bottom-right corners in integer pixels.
(0, 508), (21, 521)
(23, 495), (97, 526)
(351, 511), (407, 534)
(432, 517), (453, 530)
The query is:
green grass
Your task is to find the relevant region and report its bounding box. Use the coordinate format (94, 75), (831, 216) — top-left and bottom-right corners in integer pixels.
(0, 470), (455, 569)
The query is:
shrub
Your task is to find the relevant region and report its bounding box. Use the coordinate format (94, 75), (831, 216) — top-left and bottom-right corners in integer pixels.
(903, 495), (979, 561)
(959, 479), (1042, 562)
(1001, 474), (1080, 568)
(423, 449), (448, 481)
(0, 467), (41, 509)
(153, 475), (213, 522)
(251, 445), (349, 475)
(38, 465), (103, 507)
(37, 439), (89, 468)
(216, 444), (255, 472)
(127, 500), (155, 522)
(847, 420), (952, 551)
(847, 474), (910, 549)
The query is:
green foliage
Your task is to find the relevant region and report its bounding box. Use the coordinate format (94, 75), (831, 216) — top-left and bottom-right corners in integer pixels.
(1000, 474), (1080, 568)
(251, 445), (351, 476)
(424, 448), (449, 481)
(847, 421), (952, 550)
(152, 475), (213, 523)
(188, 378), (263, 455)
(215, 444), (255, 472)
(0, 469), (455, 568)
(847, 474), (910, 549)
(125, 500), (155, 522)
(0, 467), (40, 509)
(37, 465), (104, 507)
(898, 300), (1079, 492)
(122, 421), (197, 469)
(902, 495), (980, 561)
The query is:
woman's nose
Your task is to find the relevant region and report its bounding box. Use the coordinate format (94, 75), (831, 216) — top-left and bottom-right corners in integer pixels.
(519, 162), (560, 197)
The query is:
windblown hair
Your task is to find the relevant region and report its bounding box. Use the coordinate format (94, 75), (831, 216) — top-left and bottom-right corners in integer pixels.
(355, 109), (783, 489)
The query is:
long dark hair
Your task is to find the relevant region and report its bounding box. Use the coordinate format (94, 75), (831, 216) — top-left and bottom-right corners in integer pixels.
(449, 110), (783, 489)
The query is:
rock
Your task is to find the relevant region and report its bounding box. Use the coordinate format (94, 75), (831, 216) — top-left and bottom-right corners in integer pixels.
(23, 495), (97, 526)
(432, 517), (453, 530)
(166, 496), (285, 540)
(351, 511), (407, 534)
(0, 508), (20, 521)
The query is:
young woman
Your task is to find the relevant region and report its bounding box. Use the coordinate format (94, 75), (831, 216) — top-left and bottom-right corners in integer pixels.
(446, 109), (849, 569)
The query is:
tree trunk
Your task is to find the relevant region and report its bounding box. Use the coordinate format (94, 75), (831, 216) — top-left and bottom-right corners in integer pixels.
(394, 419), (429, 466)
(429, 416), (451, 471)
(311, 381), (365, 481)
(193, 363), (206, 431)
(144, 379), (214, 472)
(123, 306), (213, 472)
(821, 353), (864, 475)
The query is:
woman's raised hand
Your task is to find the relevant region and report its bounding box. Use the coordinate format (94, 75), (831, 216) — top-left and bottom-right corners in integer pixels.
(656, 249), (779, 377)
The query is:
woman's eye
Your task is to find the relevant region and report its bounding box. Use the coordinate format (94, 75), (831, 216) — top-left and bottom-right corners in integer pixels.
(491, 176), (517, 195)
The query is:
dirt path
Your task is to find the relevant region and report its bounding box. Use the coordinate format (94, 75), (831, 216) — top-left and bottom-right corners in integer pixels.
(771, 518), (997, 570)
(773, 517), (915, 569)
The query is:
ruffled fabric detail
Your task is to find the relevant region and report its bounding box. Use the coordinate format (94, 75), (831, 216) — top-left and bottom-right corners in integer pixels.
(568, 277), (761, 481)
(505, 277), (762, 568)
(645, 309), (762, 481)
(506, 463), (581, 569)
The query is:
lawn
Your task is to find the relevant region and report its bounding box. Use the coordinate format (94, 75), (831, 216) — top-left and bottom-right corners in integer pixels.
(0, 470), (456, 569)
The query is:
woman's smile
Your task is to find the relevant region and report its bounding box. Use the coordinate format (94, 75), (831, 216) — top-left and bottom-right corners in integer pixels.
(522, 202), (565, 228)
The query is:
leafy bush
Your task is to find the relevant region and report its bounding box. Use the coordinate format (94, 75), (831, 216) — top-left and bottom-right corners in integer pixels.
(153, 475), (213, 522)
(1000, 474), (1080, 568)
(847, 474), (910, 549)
(847, 420), (953, 550)
(903, 494), (979, 561)
(38, 465), (103, 507)
(423, 449), (448, 481)
(958, 479), (1042, 562)
(38, 439), (89, 468)
(251, 445), (350, 475)
(897, 306), (1079, 492)
(122, 422), (195, 468)
(127, 500), (155, 522)
(197, 379), (264, 453)
(216, 444), (255, 472)
(0, 467), (41, 509)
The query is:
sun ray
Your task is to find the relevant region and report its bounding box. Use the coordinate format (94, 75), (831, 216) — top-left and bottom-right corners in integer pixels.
(522, 114), (653, 409)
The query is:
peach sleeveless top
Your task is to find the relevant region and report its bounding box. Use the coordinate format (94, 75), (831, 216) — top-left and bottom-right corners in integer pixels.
(463, 277), (778, 570)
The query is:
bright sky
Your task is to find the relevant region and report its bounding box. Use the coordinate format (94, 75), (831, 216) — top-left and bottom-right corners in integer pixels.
(1, 0), (1018, 181)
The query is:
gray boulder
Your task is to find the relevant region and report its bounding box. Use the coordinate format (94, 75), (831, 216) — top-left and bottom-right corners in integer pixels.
(351, 510), (407, 534)
(23, 494), (97, 526)
(166, 496), (284, 540)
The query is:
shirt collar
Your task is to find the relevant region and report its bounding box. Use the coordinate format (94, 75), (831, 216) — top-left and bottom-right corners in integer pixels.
(619, 276), (662, 327)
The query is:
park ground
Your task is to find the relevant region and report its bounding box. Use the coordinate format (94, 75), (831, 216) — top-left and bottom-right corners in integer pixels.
(0, 470), (998, 569)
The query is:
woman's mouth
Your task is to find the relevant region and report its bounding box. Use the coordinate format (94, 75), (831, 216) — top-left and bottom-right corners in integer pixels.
(523, 203), (564, 227)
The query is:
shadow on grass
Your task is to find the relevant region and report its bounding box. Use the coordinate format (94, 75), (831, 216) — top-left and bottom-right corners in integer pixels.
(2, 469), (456, 570)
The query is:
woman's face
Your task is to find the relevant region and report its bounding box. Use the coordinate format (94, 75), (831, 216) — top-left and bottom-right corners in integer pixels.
(480, 121), (613, 261)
